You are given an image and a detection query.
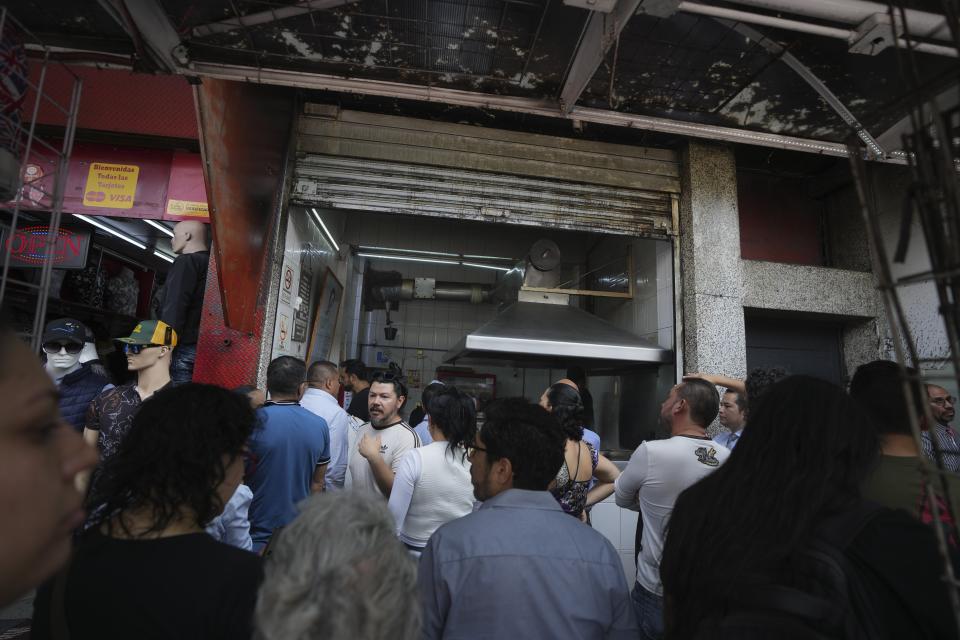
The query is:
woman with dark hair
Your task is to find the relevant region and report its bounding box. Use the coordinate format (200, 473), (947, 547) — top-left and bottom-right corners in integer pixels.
(539, 382), (620, 519)
(32, 383), (263, 640)
(0, 323), (98, 608)
(388, 385), (477, 554)
(660, 375), (956, 639)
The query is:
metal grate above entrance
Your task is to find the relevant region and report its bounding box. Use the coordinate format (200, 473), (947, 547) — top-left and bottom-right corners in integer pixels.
(292, 154), (674, 237)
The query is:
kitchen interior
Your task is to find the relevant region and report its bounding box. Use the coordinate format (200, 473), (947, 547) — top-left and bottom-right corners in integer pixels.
(322, 207), (678, 460)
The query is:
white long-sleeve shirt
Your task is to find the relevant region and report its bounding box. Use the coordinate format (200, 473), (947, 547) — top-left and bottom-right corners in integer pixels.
(300, 387), (350, 489)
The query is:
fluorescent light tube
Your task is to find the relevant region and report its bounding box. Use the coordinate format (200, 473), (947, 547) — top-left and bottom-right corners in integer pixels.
(153, 250), (175, 263)
(356, 252), (459, 266)
(358, 245), (459, 258)
(145, 219), (175, 237)
(462, 262), (510, 272)
(310, 208), (340, 252)
(73, 214), (147, 250)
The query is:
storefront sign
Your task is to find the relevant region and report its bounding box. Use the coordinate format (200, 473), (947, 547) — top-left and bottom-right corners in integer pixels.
(8, 144), (207, 221)
(82, 162), (140, 209)
(0, 225), (90, 269)
(293, 256), (313, 343)
(164, 152), (209, 221)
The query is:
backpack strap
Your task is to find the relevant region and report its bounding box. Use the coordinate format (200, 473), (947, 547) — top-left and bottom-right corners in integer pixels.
(815, 500), (885, 550)
(811, 500), (888, 640)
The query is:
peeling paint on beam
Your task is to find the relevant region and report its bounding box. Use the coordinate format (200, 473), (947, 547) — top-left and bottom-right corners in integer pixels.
(185, 60), (908, 163)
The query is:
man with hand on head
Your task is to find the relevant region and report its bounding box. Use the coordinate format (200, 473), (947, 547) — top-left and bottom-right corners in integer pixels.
(345, 372), (420, 498)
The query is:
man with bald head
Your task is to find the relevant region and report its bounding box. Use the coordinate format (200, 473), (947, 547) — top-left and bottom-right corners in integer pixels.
(159, 220), (209, 383)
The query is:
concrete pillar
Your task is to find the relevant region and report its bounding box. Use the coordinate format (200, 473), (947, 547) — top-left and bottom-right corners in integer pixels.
(679, 141), (747, 380)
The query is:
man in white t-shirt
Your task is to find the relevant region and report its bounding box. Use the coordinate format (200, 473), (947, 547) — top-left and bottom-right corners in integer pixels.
(615, 378), (730, 640)
(345, 374), (420, 498)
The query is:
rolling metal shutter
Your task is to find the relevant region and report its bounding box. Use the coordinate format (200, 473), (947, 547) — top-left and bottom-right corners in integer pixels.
(292, 107), (680, 236)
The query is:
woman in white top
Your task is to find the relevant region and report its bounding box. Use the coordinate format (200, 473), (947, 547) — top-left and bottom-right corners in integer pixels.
(388, 386), (477, 554)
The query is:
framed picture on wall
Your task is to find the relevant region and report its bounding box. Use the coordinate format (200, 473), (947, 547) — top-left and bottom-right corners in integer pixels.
(307, 268), (344, 363)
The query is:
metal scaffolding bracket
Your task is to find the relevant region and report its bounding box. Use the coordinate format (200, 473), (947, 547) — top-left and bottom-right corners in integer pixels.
(716, 19), (886, 158)
(191, 0), (357, 38)
(97, 0), (187, 71)
(559, 0), (643, 114)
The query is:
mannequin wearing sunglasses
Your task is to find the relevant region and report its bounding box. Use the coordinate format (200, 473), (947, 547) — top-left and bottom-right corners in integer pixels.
(82, 321), (175, 480)
(40, 319), (111, 433)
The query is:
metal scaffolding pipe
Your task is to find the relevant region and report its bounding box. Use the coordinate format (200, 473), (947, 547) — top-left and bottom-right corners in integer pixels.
(679, 2), (957, 57)
(722, 0), (952, 42)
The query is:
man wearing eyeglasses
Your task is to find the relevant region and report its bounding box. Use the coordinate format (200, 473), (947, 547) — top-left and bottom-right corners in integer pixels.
(345, 373), (420, 498)
(82, 320), (175, 464)
(418, 398), (636, 639)
(922, 384), (960, 472)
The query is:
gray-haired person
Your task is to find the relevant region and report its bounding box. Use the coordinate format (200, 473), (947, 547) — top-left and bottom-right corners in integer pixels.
(255, 491), (420, 640)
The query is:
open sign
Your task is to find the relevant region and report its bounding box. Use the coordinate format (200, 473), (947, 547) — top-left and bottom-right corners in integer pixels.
(0, 225), (90, 269)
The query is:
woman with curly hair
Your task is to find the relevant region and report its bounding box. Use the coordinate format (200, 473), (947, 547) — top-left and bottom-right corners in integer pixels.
(539, 382), (620, 520)
(31, 383), (262, 640)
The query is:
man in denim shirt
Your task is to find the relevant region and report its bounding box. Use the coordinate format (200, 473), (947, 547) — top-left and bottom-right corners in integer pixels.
(418, 399), (636, 639)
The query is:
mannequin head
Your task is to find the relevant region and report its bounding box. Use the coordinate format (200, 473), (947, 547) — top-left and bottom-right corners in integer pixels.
(41, 318), (89, 377)
(170, 220), (208, 255)
(116, 320), (177, 380)
(79, 341), (100, 365)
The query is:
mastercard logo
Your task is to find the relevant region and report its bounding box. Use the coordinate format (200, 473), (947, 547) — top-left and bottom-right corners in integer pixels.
(85, 191), (106, 202)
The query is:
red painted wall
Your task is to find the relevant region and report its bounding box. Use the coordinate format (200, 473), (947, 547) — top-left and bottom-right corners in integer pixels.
(738, 172), (824, 266)
(191, 78), (295, 387)
(28, 64), (197, 139)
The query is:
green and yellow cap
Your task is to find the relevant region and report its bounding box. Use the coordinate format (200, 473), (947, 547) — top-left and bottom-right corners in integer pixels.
(116, 320), (178, 347)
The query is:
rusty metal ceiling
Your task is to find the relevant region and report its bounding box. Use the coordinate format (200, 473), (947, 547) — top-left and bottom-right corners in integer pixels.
(7, 0), (959, 161)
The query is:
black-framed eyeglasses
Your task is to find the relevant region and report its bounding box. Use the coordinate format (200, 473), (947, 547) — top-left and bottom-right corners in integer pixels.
(466, 444), (487, 458)
(42, 341), (83, 355)
(123, 343), (162, 355)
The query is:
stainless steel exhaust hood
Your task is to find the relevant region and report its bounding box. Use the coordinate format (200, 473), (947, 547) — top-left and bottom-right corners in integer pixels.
(442, 239), (673, 370)
(443, 300), (672, 369)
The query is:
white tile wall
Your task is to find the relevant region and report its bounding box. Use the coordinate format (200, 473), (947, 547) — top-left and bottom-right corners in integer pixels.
(591, 494), (638, 584)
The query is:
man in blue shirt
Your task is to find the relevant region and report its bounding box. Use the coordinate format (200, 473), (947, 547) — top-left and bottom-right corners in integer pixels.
(419, 398), (637, 639)
(246, 356), (330, 551)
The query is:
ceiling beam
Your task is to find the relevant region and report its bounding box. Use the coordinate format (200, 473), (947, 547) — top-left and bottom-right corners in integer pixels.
(558, 0), (643, 114)
(186, 60), (907, 163)
(96, 0), (186, 72)
(191, 0), (357, 38)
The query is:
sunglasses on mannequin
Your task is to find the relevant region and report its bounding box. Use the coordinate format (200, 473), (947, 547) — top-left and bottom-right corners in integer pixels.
(123, 343), (163, 355)
(42, 341), (83, 355)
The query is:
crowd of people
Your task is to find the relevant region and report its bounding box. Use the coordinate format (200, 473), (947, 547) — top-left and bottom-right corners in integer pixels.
(3, 312), (960, 639)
